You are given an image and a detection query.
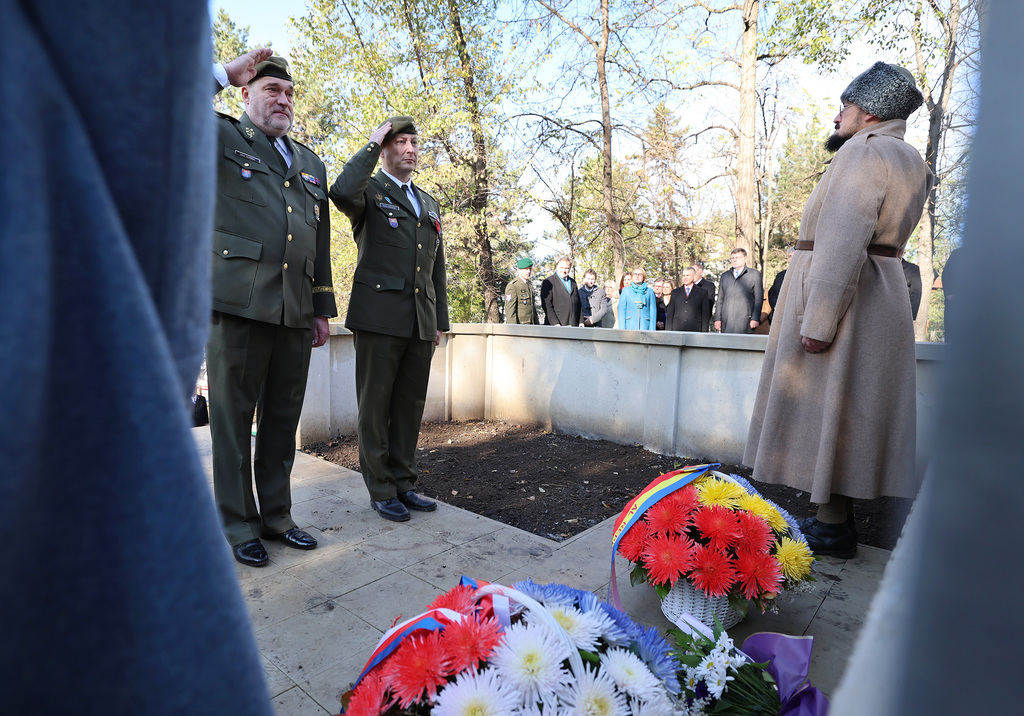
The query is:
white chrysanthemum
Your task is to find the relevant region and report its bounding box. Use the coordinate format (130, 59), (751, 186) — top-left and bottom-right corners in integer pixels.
(703, 667), (733, 700)
(561, 665), (627, 716)
(598, 649), (662, 701)
(727, 649), (747, 671)
(491, 623), (573, 706)
(626, 691), (674, 716)
(713, 632), (734, 654)
(709, 650), (732, 673)
(434, 669), (520, 716)
(547, 605), (604, 652)
(681, 667), (701, 693)
(512, 701), (548, 716)
(693, 655), (718, 680)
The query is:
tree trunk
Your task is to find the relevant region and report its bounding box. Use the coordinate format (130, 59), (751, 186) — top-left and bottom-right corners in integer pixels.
(597, 0), (625, 281)
(912, 0), (963, 340)
(447, 0), (501, 323)
(735, 0), (758, 260)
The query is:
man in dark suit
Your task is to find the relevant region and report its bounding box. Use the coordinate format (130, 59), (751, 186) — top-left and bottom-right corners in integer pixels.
(767, 246), (795, 324)
(902, 257), (923, 320)
(714, 247), (764, 333)
(666, 267), (711, 331)
(330, 117), (449, 522)
(541, 257), (581, 326)
(693, 262), (716, 313)
(208, 51), (337, 566)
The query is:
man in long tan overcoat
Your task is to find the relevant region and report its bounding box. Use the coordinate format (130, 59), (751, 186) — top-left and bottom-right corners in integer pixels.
(744, 63), (932, 558)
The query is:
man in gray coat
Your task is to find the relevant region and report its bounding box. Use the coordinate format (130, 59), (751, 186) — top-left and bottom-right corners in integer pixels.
(714, 248), (763, 333)
(579, 269), (611, 327)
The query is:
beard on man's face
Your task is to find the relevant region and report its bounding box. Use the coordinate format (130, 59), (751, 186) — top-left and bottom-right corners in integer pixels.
(825, 131), (848, 153)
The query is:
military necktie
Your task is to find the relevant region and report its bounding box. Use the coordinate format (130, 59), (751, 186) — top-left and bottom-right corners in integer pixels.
(402, 183), (420, 217)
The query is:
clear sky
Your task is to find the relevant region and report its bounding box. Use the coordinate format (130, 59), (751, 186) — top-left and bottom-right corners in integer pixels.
(211, 0), (296, 53)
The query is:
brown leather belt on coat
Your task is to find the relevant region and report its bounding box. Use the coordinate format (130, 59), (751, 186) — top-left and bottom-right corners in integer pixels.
(793, 240), (899, 258)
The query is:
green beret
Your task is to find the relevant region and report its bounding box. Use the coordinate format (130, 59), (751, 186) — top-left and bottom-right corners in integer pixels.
(516, 258), (534, 269)
(384, 116), (418, 143)
(251, 56), (292, 84)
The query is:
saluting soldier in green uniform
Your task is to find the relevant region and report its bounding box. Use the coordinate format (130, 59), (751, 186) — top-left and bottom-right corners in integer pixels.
(208, 49), (337, 566)
(504, 258), (538, 324)
(329, 117), (450, 522)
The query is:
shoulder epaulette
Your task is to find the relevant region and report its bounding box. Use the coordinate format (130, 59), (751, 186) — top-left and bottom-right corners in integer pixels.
(214, 110), (239, 123)
(291, 136), (323, 159)
(417, 185), (439, 204)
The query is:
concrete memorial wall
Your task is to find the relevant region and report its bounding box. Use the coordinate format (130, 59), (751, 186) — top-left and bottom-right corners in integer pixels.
(301, 323), (945, 471)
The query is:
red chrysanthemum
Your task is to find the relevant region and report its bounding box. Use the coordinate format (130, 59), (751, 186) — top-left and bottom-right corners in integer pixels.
(344, 672), (394, 716)
(692, 504), (742, 552)
(382, 630), (451, 707)
(617, 521), (653, 562)
(642, 533), (694, 586)
(735, 510), (774, 554)
(645, 497), (690, 535)
(439, 615), (504, 673)
(688, 543), (737, 597)
(734, 549), (783, 600)
(664, 485), (701, 519)
(428, 584), (477, 616)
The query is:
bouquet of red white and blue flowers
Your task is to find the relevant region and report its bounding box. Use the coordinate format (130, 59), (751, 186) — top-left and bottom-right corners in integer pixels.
(341, 578), (681, 716)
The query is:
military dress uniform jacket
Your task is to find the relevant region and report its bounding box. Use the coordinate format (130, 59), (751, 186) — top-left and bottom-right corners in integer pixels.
(329, 142), (449, 340)
(212, 111), (337, 326)
(504, 276), (537, 324)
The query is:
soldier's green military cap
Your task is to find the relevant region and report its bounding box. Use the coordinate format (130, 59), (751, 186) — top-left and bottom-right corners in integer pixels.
(251, 56), (292, 84)
(384, 116), (418, 143)
(516, 258), (534, 269)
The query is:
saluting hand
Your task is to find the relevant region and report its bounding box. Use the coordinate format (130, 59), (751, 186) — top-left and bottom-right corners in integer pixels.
(224, 47), (274, 87)
(370, 121), (392, 146)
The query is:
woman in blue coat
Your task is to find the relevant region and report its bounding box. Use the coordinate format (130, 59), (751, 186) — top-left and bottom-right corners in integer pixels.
(617, 267), (658, 329)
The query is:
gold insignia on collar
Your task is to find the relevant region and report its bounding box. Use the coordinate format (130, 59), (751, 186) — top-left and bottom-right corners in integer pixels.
(245, 127), (255, 139)
(375, 193), (383, 202)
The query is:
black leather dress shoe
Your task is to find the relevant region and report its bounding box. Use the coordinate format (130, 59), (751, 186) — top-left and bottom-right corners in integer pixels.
(233, 538), (269, 567)
(398, 491), (437, 512)
(799, 514), (858, 542)
(799, 517), (857, 559)
(262, 527), (317, 550)
(372, 498), (411, 522)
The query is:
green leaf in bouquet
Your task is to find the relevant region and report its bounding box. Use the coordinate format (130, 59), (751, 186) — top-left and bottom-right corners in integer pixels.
(629, 563), (649, 587)
(675, 654), (703, 667)
(653, 582), (670, 600)
(580, 649), (600, 663)
(726, 592), (750, 618)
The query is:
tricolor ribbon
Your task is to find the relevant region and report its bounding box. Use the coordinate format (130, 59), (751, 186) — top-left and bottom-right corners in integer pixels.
(459, 576), (512, 628)
(607, 464), (718, 609)
(352, 607), (464, 687)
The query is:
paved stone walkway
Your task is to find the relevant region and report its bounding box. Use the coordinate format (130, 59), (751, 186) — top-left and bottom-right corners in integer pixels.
(193, 427), (889, 715)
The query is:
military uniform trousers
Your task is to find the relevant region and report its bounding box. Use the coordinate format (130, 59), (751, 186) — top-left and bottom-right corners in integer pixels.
(353, 329), (436, 501)
(208, 311), (312, 546)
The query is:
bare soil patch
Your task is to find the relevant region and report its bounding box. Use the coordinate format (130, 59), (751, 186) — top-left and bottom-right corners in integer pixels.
(304, 420), (910, 549)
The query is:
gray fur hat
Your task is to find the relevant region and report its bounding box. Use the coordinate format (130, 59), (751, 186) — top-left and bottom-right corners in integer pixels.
(841, 62), (924, 121)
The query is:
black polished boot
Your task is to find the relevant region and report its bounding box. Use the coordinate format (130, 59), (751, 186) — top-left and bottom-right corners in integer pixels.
(799, 517), (857, 559)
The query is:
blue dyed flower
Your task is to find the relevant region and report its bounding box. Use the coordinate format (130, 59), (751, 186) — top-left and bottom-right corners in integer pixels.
(633, 625), (680, 694)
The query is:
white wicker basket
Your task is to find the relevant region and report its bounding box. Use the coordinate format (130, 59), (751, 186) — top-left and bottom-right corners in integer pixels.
(655, 470), (802, 633)
(660, 578), (743, 632)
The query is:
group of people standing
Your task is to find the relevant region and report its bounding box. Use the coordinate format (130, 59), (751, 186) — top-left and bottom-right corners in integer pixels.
(504, 247), (765, 334)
